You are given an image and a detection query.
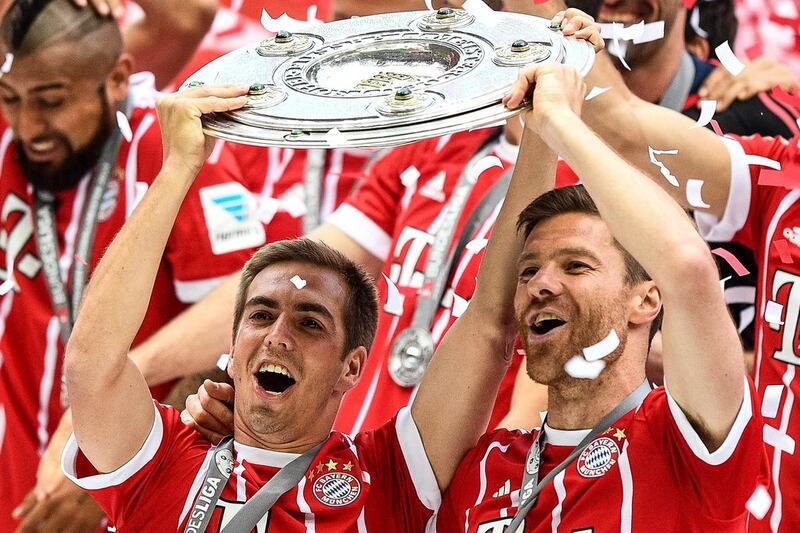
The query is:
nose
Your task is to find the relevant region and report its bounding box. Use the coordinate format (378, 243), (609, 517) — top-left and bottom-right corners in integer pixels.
(263, 315), (295, 352)
(526, 263), (564, 301)
(15, 103), (49, 143)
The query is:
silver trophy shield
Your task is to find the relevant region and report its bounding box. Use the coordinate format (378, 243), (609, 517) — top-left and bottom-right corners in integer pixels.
(182, 8), (595, 148)
(389, 327), (436, 387)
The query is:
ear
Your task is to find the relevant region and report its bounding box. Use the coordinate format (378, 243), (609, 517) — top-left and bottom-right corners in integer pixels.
(104, 52), (133, 105)
(227, 333), (238, 381)
(628, 281), (662, 328)
(686, 36), (710, 62)
(335, 346), (367, 393)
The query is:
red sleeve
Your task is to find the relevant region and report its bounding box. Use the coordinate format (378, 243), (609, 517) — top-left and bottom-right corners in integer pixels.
(645, 379), (769, 522)
(694, 134), (797, 252)
(62, 403), (210, 530)
(327, 139), (435, 261)
(355, 407), (440, 530)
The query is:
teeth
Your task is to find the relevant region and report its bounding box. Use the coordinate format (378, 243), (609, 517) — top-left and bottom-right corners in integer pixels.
(535, 313), (562, 326)
(30, 141), (55, 152)
(258, 362), (292, 378)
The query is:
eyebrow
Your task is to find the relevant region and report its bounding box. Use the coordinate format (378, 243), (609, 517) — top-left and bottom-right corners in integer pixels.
(0, 81), (67, 94)
(245, 296), (335, 323)
(517, 247), (602, 265)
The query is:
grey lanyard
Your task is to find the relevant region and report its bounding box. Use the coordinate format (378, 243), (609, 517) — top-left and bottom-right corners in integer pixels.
(507, 381), (652, 531)
(32, 98), (130, 347)
(185, 436), (324, 533)
(389, 141), (513, 387)
(659, 52), (696, 112)
(303, 149), (326, 234)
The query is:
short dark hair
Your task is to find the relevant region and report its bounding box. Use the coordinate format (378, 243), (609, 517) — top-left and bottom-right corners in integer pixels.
(1, 0), (122, 67)
(684, 0), (737, 60)
(232, 239), (379, 357)
(516, 185), (664, 344)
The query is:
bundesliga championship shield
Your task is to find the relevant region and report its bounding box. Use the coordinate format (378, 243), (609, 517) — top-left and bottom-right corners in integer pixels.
(182, 7), (596, 148)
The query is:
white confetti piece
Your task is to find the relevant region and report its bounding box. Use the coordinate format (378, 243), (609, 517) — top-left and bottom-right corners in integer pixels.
(765, 300), (785, 326)
(745, 155), (781, 171)
(257, 197), (281, 224)
(470, 155), (503, 183)
(616, 20), (645, 41)
(761, 385), (784, 419)
(564, 355), (606, 379)
(691, 100), (717, 129)
(216, 353), (231, 372)
(452, 294), (470, 318)
(600, 21), (663, 44)
(609, 38), (631, 71)
(715, 41), (745, 76)
(116, 111), (133, 142)
(689, 5), (708, 39)
(648, 147), (680, 187)
(324, 127), (349, 147)
(585, 86), (611, 101)
(582, 329), (619, 361)
(633, 21), (664, 44)
(400, 166), (421, 188)
(382, 274), (404, 316)
(424, 0), (434, 9)
(686, 179), (711, 209)
(0, 53), (13, 74)
(746, 485), (772, 519)
(465, 238), (489, 254)
(0, 279), (16, 296)
(719, 276), (731, 295)
(763, 424), (796, 454)
(260, 7), (322, 33)
(463, 0), (501, 26)
(290, 275), (307, 289)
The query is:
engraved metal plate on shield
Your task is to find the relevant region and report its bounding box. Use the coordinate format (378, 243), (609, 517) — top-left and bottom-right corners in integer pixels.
(183, 9), (596, 148)
(388, 327), (435, 387)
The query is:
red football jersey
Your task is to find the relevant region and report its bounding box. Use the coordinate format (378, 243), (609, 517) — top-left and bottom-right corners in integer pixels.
(63, 402), (439, 532)
(230, 144), (374, 240)
(328, 129), (579, 434)
(0, 73), (262, 526)
(694, 134), (800, 532)
(436, 381), (767, 532)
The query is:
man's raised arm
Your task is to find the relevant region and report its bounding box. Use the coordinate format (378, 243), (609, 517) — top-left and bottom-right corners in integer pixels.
(64, 86), (248, 473)
(529, 63), (745, 449)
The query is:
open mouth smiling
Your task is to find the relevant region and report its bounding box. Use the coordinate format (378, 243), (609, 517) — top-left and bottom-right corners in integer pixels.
(254, 363), (297, 396)
(529, 312), (568, 336)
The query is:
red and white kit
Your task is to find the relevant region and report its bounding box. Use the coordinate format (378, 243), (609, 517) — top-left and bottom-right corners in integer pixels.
(0, 73), (262, 526)
(695, 134), (800, 532)
(62, 402), (439, 532)
(436, 381), (767, 532)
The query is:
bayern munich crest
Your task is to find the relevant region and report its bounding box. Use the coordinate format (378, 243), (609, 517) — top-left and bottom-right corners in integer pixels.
(577, 437), (620, 478)
(313, 472), (361, 507)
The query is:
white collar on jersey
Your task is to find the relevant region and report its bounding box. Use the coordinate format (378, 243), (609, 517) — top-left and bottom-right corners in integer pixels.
(234, 441), (301, 467)
(496, 132), (520, 163)
(543, 422), (592, 446)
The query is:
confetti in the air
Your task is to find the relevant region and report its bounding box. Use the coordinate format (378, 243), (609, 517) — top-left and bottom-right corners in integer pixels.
(746, 485), (772, 519)
(745, 155), (781, 171)
(761, 385), (784, 419)
(257, 197), (281, 224)
(759, 166), (800, 189)
(774, 239), (795, 264)
(0, 279), (16, 296)
(216, 353), (231, 372)
(765, 300), (785, 326)
(719, 276), (731, 294)
(463, 0), (501, 26)
(261, 7), (322, 33)
(709, 119), (725, 137)
(465, 238), (489, 254)
(116, 111), (133, 143)
(582, 329), (619, 362)
(452, 294), (470, 318)
(382, 274), (405, 316)
(564, 355), (606, 380)
(425, 0), (434, 9)
(634, 21), (665, 44)
(648, 147), (680, 187)
(73, 254), (88, 267)
(712, 247), (750, 276)
(609, 38), (631, 71)
(686, 179), (711, 209)
(585, 86), (611, 101)
(688, 5), (708, 39)
(0, 53), (13, 74)
(471, 155), (504, 183)
(715, 41), (745, 76)
(290, 275), (307, 289)
(324, 127), (349, 147)
(400, 166), (421, 188)
(599, 21), (663, 44)
(691, 100), (717, 129)
(763, 424), (796, 454)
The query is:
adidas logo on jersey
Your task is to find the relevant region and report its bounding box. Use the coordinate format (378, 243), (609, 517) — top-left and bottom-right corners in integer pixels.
(492, 479), (511, 498)
(784, 226), (800, 248)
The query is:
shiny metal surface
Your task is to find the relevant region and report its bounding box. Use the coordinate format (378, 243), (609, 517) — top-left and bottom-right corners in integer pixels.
(183, 9), (595, 148)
